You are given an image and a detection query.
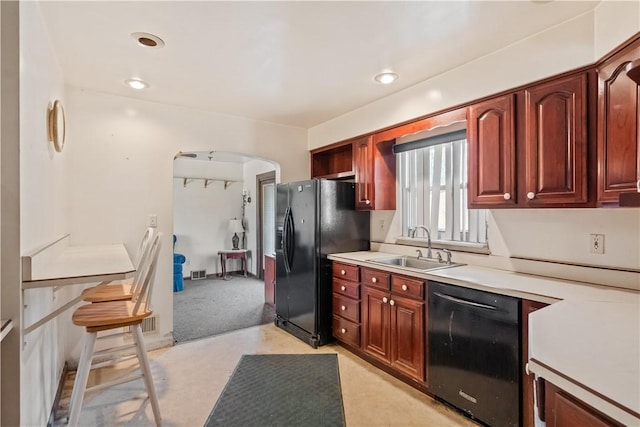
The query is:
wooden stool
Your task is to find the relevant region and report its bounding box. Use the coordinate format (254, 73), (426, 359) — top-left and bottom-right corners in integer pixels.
(67, 233), (163, 427)
(80, 227), (154, 303)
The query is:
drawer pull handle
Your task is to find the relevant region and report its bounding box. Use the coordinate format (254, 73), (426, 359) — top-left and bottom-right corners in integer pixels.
(390, 299), (395, 306)
(401, 284), (408, 291)
(372, 277), (377, 283)
(382, 297), (388, 303)
(340, 269), (346, 275)
(340, 285), (346, 291)
(341, 305), (346, 311)
(525, 363), (531, 376)
(341, 328), (347, 334)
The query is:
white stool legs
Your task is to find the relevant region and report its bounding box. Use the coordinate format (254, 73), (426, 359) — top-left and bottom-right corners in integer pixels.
(67, 326), (162, 426)
(132, 323), (162, 426)
(68, 332), (97, 427)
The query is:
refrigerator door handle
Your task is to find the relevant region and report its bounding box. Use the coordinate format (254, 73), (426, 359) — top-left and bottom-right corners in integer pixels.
(283, 207), (291, 273)
(285, 207), (295, 270)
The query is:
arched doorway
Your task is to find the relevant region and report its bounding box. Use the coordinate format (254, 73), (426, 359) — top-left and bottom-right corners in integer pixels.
(171, 150), (280, 343)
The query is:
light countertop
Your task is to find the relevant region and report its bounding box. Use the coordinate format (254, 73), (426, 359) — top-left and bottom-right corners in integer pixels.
(328, 250), (640, 425)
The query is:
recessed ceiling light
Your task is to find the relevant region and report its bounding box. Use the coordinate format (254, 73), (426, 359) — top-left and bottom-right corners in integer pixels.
(374, 72), (398, 84)
(125, 78), (150, 90)
(131, 32), (165, 49)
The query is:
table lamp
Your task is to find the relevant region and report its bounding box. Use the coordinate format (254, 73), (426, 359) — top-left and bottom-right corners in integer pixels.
(229, 219), (244, 250)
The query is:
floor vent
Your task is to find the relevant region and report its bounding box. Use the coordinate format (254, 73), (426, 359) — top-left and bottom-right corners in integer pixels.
(190, 269), (207, 280)
(128, 316), (157, 334)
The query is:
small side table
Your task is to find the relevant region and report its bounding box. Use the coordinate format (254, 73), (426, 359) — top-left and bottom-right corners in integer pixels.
(218, 249), (249, 279)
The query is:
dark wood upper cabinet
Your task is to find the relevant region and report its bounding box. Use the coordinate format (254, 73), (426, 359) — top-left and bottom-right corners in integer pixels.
(354, 136), (374, 210)
(354, 136), (396, 211)
(467, 94), (517, 207)
(310, 141), (354, 179)
(522, 73), (589, 206)
(597, 39), (640, 203)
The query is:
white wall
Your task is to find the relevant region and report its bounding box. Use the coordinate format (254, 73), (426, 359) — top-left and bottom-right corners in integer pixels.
(594, 0), (640, 58)
(62, 88), (308, 361)
(19, 2), (68, 425)
(311, 6), (640, 288)
(173, 159), (243, 278)
(308, 11), (596, 149)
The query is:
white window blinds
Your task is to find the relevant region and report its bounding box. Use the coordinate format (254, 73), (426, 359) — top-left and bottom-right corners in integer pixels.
(398, 136), (487, 244)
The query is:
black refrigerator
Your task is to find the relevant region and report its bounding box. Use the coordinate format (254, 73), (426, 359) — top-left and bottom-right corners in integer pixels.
(275, 179), (370, 348)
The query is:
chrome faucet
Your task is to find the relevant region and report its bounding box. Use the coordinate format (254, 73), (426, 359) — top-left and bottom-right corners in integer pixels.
(435, 249), (453, 264)
(410, 225), (432, 259)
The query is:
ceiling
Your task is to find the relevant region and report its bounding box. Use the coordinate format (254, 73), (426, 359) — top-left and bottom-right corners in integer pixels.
(39, 1), (600, 129)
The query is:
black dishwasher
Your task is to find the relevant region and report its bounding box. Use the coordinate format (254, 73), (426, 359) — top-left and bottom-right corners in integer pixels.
(428, 281), (520, 427)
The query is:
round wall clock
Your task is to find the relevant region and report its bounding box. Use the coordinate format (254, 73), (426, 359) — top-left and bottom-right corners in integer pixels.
(47, 99), (66, 152)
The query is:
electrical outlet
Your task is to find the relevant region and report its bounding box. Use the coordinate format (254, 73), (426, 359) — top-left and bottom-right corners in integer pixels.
(590, 234), (604, 254)
(149, 214), (158, 228)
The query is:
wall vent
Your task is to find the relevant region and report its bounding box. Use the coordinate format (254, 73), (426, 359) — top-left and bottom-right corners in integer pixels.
(127, 316), (157, 334)
(190, 269), (207, 280)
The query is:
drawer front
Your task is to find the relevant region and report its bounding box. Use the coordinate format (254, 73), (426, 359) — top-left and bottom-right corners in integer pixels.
(333, 262), (359, 282)
(361, 267), (390, 290)
(333, 316), (360, 348)
(391, 275), (425, 300)
(333, 277), (359, 299)
(332, 294), (360, 323)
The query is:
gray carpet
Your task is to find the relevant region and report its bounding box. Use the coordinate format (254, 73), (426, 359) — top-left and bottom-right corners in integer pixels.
(173, 276), (276, 343)
(204, 354), (345, 427)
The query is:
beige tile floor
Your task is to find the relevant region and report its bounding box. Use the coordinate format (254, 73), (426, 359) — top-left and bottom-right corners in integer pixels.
(61, 324), (478, 426)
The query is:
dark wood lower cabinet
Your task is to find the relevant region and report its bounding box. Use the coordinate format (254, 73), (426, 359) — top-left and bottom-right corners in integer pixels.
(361, 286), (425, 382)
(390, 295), (424, 381)
(545, 382), (623, 427)
(362, 287), (391, 363)
(264, 254), (275, 306)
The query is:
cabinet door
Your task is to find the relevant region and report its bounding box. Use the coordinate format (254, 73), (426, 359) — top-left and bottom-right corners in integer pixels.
(597, 42), (640, 203)
(545, 382), (623, 427)
(264, 255), (275, 306)
(354, 136), (374, 210)
(523, 73), (588, 205)
(390, 296), (425, 382)
(468, 94), (517, 207)
(361, 287), (391, 363)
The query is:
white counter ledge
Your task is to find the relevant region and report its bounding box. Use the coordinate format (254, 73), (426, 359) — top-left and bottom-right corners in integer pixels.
(529, 300), (640, 425)
(328, 251), (637, 303)
(328, 250), (640, 425)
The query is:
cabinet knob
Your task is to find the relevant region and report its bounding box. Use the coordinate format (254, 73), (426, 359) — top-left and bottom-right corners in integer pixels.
(340, 269), (346, 275)
(382, 297), (388, 303)
(365, 199), (371, 205)
(503, 193), (511, 200)
(371, 277), (377, 283)
(341, 305), (346, 311)
(527, 192), (535, 200)
(401, 284), (408, 291)
(636, 179), (640, 192)
(340, 285), (346, 291)
(390, 299), (395, 306)
(341, 328), (347, 334)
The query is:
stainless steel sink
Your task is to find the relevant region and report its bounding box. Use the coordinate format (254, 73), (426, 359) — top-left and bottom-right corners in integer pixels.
(368, 256), (464, 272)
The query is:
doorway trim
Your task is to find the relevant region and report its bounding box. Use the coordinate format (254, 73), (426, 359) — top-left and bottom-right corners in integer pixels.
(255, 171), (276, 280)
